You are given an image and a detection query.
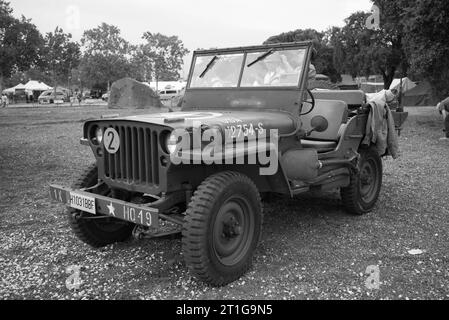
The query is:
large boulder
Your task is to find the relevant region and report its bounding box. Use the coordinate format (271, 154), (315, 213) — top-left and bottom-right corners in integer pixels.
(108, 78), (162, 109)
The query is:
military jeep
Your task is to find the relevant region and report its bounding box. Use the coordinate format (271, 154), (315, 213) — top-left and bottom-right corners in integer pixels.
(50, 41), (400, 286)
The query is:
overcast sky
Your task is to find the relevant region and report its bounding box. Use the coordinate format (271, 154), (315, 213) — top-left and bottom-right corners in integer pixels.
(10, 0), (372, 77)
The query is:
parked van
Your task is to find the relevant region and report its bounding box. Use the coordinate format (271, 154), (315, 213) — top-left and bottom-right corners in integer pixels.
(38, 90), (67, 104)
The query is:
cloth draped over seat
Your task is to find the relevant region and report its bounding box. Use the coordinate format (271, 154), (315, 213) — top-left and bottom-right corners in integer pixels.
(363, 90), (400, 159)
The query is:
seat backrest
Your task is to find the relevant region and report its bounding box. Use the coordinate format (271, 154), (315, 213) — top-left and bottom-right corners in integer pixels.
(301, 99), (348, 141)
(312, 90), (366, 110)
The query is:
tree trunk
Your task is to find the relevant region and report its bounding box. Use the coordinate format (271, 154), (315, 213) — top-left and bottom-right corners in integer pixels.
(381, 69), (395, 90)
(53, 68), (57, 95)
(0, 73), (4, 95)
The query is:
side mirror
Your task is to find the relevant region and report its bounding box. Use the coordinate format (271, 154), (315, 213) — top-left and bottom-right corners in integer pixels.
(307, 115), (328, 136)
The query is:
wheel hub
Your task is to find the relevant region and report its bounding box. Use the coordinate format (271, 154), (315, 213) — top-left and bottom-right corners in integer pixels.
(358, 159), (378, 202)
(212, 196), (254, 266)
(222, 217), (241, 238)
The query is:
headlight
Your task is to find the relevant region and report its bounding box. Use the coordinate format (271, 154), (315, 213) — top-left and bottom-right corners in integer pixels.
(166, 132), (178, 155)
(95, 127), (103, 144)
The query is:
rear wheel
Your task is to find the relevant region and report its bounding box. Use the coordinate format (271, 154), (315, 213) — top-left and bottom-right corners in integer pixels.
(341, 147), (382, 215)
(182, 172), (262, 286)
(67, 164), (133, 247)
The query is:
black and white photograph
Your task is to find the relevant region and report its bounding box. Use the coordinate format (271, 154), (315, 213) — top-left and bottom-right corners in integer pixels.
(0, 0), (448, 303)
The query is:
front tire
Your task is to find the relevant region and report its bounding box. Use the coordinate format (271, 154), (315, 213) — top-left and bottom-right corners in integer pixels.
(67, 164), (133, 247)
(341, 147), (383, 215)
(182, 172), (262, 286)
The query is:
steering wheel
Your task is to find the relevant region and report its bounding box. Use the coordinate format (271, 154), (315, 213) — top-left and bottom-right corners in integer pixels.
(300, 89), (315, 116)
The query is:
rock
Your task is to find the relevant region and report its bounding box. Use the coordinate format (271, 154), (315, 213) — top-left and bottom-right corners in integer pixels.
(108, 78), (162, 109)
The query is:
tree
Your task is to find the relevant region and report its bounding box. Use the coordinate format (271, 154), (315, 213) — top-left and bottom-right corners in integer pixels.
(129, 46), (153, 82)
(139, 32), (189, 88)
(79, 23), (134, 90)
(0, 1), (43, 92)
(6, 67), (52, 88)
(264, 29), (341, 83)
(401, 0), (449, 99)
(371, 0), (408, 88)
(329, 1), (407, 89)
(41, 27), (81, 89)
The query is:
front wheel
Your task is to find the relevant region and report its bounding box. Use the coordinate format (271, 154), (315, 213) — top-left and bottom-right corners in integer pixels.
(67, 164), (133, 247)
(341, 147), (383, 215)
(182, 172), (262, 286)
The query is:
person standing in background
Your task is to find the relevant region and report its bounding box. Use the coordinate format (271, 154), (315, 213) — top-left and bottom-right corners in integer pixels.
(436, 97), (449, 141)
(1, 94), (8, 108)
(77, 91), (82, 106)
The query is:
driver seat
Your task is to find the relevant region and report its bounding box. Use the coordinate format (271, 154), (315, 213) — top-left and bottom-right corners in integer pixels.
(300, 99), (348, 153)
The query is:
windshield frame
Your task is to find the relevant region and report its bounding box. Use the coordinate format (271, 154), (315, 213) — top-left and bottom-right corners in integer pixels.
(187, 42), (312, 91)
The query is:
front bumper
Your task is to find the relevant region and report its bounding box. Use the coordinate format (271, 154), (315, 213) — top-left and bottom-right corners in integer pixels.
(49, 184), (159, 228)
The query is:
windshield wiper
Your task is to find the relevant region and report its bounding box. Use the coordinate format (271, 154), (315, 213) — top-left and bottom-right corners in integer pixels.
(247, 49), (275, 67)
(199, 55), (219, 78)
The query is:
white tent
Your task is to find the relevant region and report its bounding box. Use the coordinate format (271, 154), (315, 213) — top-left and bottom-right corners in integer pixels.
(389, 77), (416, 93)
(2, 83), (25, 94)
(2, 87), (16, 94)
(23, 80), (52, 91)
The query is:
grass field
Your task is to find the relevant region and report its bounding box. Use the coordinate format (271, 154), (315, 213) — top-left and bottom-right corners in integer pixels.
(0, 105), (448, 300)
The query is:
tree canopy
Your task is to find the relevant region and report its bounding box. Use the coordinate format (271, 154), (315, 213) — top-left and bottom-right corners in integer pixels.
(77, 25), (189, 91)
(41, 27), (81, 88)
(264, 29), (341, 83)
(400, 0), (449, 99)
(328, 0), (406, 89)
(0, 1), (43, 91)
(140, 32), (189, 84)
(79, 23), (134, 89)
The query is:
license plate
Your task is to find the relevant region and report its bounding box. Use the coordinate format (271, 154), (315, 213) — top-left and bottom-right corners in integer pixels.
(69, 191), (96, 214)
(50, 185), (159, 228)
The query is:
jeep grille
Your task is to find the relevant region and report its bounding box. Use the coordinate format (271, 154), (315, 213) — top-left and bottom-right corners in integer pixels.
(102, 124), (160, 186)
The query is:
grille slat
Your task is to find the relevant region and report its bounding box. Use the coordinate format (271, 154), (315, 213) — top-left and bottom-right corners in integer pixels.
(133, 128), (139, 181)
(114, 126), (120, 178)
(120, 126), (125, 179)
(151, 131), (159, 185)
(138, 128), (144, 183)
(126, 127), (131, 181)
(103, 124), (160, 186)
(144, 129), (151, 183)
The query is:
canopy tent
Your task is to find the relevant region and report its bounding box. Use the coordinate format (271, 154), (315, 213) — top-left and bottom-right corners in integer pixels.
(2, 87), (16, 94)
(2, 83), (25, 94)
(402, 81), (438, 107)
(23, 80), (52, 91)
(389, 77), (416, 93)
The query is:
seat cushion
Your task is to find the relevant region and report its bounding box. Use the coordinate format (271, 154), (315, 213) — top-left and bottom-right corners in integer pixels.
(312, 90), (366, 109)
(301, 140), (337, 153)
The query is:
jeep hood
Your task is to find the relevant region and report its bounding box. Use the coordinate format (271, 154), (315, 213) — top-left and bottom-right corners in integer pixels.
(100, 110), (297, 136)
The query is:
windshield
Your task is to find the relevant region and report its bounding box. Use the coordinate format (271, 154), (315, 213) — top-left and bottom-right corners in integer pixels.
(190, 53), (244, 88)
(241, 49), (306, 87)
(189, 48), (307, 88)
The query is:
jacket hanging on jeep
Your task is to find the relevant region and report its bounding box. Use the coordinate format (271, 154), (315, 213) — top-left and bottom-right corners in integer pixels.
(363, 94), (399, 159)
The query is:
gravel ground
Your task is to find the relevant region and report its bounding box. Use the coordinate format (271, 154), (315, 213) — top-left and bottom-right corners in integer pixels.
(0, 105), (448, 300)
